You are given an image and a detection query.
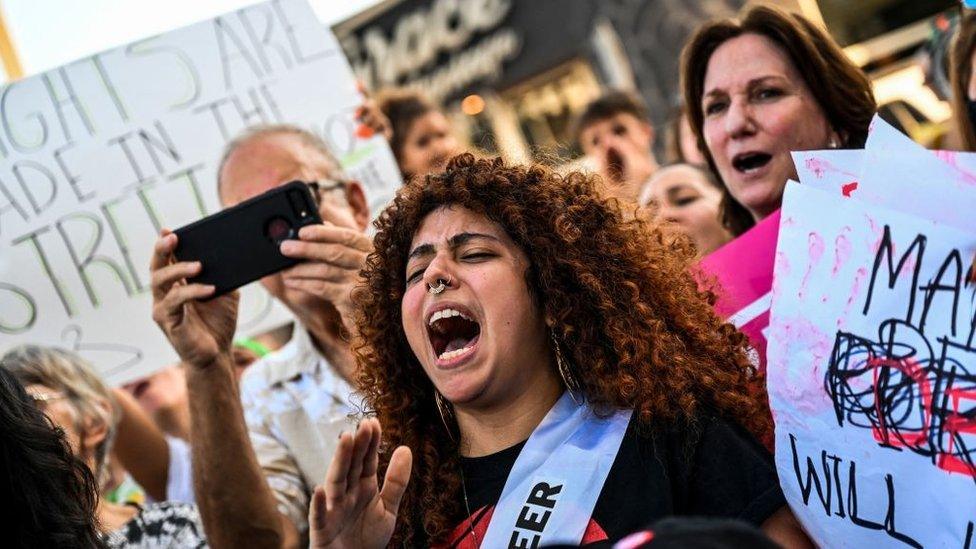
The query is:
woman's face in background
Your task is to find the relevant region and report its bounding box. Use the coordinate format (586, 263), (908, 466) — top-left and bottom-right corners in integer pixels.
(640, 164), (732, 257)
(26, 384), (84, 456)
(400, 206), (552, 409)
(700, 33), (837, 221)
(398, 111), (461, 177)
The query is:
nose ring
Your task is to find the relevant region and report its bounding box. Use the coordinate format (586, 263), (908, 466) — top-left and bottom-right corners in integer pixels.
(427, 277), (449, 295)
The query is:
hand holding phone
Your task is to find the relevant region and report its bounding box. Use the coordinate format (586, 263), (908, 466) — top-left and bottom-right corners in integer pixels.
(173, 181), (323, 297)
(150, 229), (240, 368)
(278, 219), (372, 333)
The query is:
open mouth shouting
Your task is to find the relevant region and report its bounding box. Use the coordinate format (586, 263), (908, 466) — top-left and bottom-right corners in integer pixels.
(605, 147), (625, 183)
(426, 304), (482, 367)
(731, 151), (772, 175)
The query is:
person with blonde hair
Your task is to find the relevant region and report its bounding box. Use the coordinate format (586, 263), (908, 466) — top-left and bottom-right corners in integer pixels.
(1, 345), (206, 548)
(0, 367), (103, 548)
(639, 162), (733, 257)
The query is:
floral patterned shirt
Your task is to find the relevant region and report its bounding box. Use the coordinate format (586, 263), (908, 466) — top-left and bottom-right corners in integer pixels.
(239, 325), (359, 535)
(103, 502), (206, 548)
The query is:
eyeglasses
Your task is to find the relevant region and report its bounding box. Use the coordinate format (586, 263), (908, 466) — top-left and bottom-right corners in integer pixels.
(27, 390), (66, 410)
(305, 179), (347, 207)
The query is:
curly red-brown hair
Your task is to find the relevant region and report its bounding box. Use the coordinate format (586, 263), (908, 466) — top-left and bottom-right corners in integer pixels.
(354, 153), (770, 545)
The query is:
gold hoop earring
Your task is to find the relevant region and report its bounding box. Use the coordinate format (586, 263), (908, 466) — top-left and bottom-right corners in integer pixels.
(551, 331), (583, 404)
(435, 391), (456, 442)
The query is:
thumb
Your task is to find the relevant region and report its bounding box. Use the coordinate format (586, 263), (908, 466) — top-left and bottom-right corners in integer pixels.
(380, 446), (412, 513)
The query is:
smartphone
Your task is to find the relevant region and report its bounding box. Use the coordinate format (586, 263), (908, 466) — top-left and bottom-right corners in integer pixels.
(174, 181), (322, 297)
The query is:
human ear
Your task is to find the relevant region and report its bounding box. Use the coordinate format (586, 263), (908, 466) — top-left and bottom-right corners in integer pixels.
(642, 121), (655, 148)
(344, 180), (370, 231)
(80, 398), (112, 452)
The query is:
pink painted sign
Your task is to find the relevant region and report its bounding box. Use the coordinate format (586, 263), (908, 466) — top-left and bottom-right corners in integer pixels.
(698, 209), (780, 371)
(767, 181), (976, 548)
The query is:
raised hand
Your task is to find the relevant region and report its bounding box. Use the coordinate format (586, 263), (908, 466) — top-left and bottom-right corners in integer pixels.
(356, 81), (393, 141)
(309, 419), (412, 549)
(150, 229), (239, 368)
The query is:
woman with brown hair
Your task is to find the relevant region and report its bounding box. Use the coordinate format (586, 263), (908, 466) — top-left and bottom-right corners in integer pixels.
(357, 88), (461, 180)
(639, 162), (733, 257)
(297, 154), (809, 547)
(680, 5), (876, 235)
(951, 9), (976, 151)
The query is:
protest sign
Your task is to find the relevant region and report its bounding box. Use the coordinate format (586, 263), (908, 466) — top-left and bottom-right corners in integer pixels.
(0, 0), (402, 384)
(698, 210), (780, 371)
(793, 149), (863, 197)
(794, 118), (976, 232)
(768, 181), (976, 548)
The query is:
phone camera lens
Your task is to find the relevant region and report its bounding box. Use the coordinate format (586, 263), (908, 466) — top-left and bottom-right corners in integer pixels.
(265, 216), (293, 243)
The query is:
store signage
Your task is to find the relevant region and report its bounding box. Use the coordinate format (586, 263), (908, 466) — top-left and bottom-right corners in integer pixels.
(343, 0), (521, 101)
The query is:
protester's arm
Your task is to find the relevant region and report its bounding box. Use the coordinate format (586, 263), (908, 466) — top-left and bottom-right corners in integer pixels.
(679, 417), (811, 545)
(185, 354), (300, 548)
(111, 388), (170, 501)
(762, 507), (813, 548)
(150, 229), (298, 549)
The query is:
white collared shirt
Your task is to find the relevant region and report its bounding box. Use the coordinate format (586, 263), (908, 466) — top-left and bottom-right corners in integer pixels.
(239, 325), (359, 534)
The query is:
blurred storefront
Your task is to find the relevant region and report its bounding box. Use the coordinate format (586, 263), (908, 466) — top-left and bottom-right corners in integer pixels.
(333, 0), (960, 163)
(768, 0), (957, 147)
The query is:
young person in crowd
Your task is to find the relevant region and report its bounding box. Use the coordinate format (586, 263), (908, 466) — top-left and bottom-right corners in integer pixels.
(575, 90), (661, 203)
(122, 364), (191, 442)
(357, 88), (461, 180)
(111, 385), (195, 505)
(1, 345), (206, 548)
(150, 124), (373, 548)
(639, 163), (734, 257)
(951, 8), (976, 151)
(1, 367), (104, 548)
(303, 154), (809, 547)
(680, 5), (876, 236)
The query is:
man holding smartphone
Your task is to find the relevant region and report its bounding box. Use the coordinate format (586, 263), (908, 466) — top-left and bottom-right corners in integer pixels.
(150, 125), (372, 548)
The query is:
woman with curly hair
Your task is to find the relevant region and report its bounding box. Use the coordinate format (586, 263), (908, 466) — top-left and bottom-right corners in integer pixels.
(304, 153), (809, 547)
(0, 367), (104, 548)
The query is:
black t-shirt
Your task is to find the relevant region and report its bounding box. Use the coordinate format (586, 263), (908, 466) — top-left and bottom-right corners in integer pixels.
(434, 414), (785, 548)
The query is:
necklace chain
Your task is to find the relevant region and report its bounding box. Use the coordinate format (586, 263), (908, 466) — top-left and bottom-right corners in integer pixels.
(458, 464), (480, 546)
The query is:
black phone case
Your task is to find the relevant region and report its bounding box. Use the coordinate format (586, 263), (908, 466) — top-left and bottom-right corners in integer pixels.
(174, 181), (322, 297)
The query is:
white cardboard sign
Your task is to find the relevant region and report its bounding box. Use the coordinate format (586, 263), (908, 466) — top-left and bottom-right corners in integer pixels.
(769, 181), (976, 548)
(0, 0), (401, 384)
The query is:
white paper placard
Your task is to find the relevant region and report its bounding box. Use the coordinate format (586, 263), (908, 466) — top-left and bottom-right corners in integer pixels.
(769, 182), (976, 548)
(0, 0), (402, 384)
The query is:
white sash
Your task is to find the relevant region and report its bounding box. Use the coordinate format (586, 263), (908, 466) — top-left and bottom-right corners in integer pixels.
(480, 392), (633, 548)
